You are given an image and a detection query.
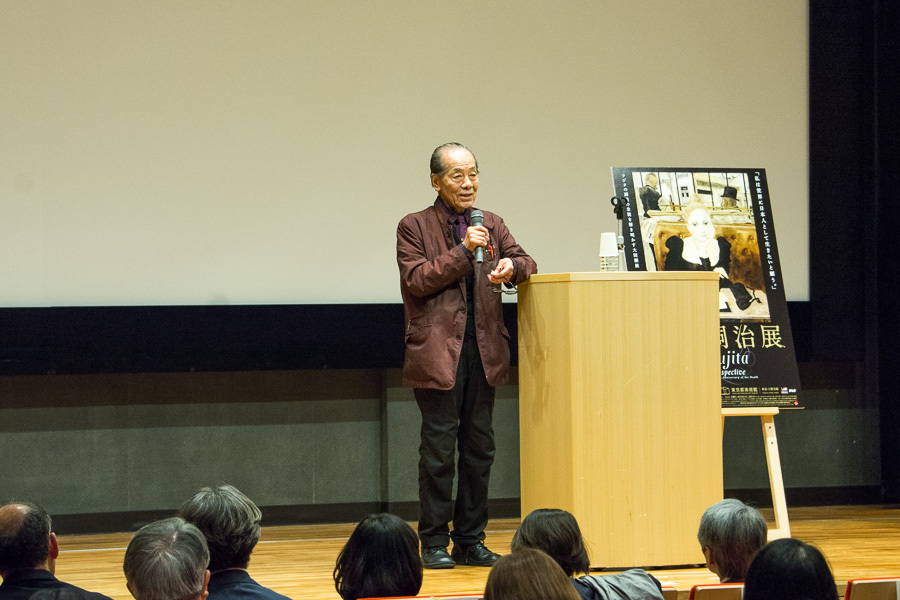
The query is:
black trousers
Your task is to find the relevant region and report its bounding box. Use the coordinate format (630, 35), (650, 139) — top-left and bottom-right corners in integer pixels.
(414, 336), (496, 549)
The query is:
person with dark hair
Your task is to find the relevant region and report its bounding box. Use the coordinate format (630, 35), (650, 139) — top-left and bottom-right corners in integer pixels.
(511, 509), (664, 600)
(484, 548), (581, 600)
(179, 484), (291, 600)
(333, 514), (422, 600)
(398, 142), (537, 568)
(123, 517), (210, 600)
(0, 502), (112, 600)
(697, 498), (768, 583)
(743, 538), (838, 600)
(511, 509), (589, 577)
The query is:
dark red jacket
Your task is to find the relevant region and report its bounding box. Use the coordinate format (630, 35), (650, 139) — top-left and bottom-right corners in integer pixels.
(397, 198), (537, 389)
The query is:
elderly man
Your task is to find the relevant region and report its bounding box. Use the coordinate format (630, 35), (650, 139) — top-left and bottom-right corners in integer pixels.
(179, 485), (291, 600)
(697, 498), (768, 583)
(0, 501), (112, 600)
(397, 142), (537, 569)
(123, 517), (210, 600)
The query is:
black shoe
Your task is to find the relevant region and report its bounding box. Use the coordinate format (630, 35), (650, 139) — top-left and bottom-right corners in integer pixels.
(451, 542), (500, 566)
(422, 546), (455, 569)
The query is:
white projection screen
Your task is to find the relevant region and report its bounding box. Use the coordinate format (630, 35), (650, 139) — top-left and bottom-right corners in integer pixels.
(0, 1), (808, 306)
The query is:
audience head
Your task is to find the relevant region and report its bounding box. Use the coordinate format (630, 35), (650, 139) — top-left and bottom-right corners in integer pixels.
(123, 517), (210, 600)
(697, 498), (768, 583)
(0, 501), (58, 577)
(744, 538), (838, 600)
(510, 508), (590, 577)
(484, 548), (581, 600)
(333, 513), (422, 600)
(178, 484), (262, 572)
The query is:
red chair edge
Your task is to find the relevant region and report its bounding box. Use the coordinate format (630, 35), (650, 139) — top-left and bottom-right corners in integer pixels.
(358, 595), (483, 600)
(844, 576), (900, 600)
(687, 582), (745, 600)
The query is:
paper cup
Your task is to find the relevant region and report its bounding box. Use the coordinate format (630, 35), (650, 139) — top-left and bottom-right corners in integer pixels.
(599, 232), (619, 271)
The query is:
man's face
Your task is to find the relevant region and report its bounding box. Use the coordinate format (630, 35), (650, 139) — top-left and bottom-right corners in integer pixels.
(431, 147), (478, 213)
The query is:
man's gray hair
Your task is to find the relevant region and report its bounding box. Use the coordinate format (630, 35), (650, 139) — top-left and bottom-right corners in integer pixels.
(698, 498), (768, 582)
(430, 142), (478, 177)
(178, 484), (262, 572)
(123, 517), (209, 600)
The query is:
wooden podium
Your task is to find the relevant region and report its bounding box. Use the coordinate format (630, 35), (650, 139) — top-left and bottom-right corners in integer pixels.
(517, 272), (723, 568)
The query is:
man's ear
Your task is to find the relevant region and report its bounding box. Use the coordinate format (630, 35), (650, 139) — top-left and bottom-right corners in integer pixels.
(703, 546), (717, 572)
(200, 569), (211, 600)
(431, 173), (441, 192)
(48, 532), (60, 560)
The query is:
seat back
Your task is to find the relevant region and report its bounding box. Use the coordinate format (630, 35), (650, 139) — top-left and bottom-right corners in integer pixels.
(359, 596), (482, 600)
(688, 583), (744, 600)
(845, 578), (900, 600)
(660, 585), (679, 600)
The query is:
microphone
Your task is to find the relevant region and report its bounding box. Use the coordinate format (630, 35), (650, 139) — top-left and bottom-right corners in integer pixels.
(471, 209), (484, 263)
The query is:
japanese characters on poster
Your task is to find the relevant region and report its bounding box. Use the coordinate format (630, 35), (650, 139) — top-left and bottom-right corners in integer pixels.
(610, 167), (801, 408)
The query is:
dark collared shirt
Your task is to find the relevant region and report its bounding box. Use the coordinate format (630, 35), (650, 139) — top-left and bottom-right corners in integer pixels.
(438, 199), (477, 337)
(207, 569), (292, 600)
(0, 569), (112, 600)
(439, 200), (472, 242)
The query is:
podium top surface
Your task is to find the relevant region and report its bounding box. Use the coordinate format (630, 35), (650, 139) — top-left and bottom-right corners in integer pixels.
(524, 271), (720, 284)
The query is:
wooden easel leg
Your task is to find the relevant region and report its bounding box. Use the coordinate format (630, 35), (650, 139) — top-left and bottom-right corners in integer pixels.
(761, 414), (791, 540)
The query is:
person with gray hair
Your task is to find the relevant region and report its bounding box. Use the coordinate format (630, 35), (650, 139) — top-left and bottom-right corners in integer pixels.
(123, 517), (210, 600)
(0, 501), (112, 600)
(697, 498), (768, 583)
(178, 485), (291, 600)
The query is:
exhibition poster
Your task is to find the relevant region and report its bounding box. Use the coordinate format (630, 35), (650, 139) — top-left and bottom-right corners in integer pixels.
(611, 167), (801, 408)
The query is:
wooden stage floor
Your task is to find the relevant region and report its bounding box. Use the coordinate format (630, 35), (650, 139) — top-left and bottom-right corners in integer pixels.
(53, 505), (900, 600)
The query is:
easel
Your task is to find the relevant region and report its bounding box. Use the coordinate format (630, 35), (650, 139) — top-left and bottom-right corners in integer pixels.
(722, 407), (790, 540)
